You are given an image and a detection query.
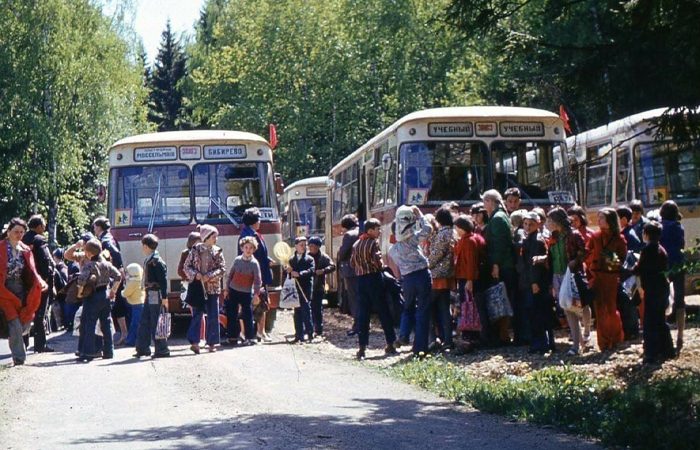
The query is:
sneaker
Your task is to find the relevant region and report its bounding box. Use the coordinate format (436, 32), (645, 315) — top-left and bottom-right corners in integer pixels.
(207, 345), (217, 352)
(240, 339), (255, 346)
(356, 348), (366, 360)
(262, 333), (272, 343)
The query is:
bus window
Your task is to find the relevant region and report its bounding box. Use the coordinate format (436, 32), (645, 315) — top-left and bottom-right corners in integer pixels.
(290, 197), (326, 237)
(400, 141), (487, 204)
(584, 143), (613, 207)
(109, 165), (191, 226)
(385, 146), (398, 206)
(616, 147), (632, 203)
(634, 140), (700, 205)
(193, 162), (274, 222)
(492, 141), (555, 200)
(332, 163), (360, 221)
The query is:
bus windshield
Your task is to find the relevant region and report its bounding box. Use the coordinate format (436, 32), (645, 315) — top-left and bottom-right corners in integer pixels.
(109, 165), (191, 227)
(193, 162), (276, 223)
(400, 141), (489, 204)
(491, 141), (560, 200)
(289, 198), (326, 237)
(634, 140), (700, 205)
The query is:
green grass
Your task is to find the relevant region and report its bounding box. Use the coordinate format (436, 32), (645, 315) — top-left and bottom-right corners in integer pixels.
(389, 357), (699, 449)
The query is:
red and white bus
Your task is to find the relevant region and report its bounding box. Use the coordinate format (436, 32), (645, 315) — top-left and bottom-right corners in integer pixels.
(107, 130), (284, 315)
(325, 106), (572, 298)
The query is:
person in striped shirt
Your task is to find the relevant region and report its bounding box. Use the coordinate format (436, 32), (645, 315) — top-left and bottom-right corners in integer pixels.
(350, 218), (396, 359)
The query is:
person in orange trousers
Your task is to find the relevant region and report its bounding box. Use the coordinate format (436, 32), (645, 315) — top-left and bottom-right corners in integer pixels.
(586, 208), (626, 351)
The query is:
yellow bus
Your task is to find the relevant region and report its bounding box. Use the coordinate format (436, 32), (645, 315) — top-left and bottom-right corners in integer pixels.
(326, 106), (572, 298)
(568, 107), (700, 300)
(279, 176), (328, 244)
(107, 130), (284, 315)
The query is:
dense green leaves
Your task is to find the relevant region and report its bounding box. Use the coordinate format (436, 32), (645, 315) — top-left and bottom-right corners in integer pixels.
(0, 0), (149, 243)
(185, 0), (482, 182)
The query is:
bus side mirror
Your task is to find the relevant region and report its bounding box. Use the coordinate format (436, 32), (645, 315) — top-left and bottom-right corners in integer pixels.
(274, 173), (285, 195)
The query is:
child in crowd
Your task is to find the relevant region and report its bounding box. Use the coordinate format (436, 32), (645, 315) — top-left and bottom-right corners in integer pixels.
(520, 212), (555, 354)
(633, 221), (676, 363)
(287, 236), (315, 343)
(122, 263), (144, 347)
(134, 234), (170, 359)
(77, 239), (121, 362)
(225, 236), (262, 346)
(454, 215), (485, 341)
(307, 236), (336, 339)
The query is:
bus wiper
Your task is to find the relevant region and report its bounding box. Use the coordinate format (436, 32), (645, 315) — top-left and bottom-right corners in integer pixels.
(148, 173), (163, 233)
(209, 196), (239, 227)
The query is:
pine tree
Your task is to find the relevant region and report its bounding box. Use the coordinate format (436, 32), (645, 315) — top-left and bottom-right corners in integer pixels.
(148, 21), (190, 131)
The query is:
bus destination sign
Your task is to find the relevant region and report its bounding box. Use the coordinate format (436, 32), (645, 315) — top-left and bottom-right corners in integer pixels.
(134, 146), (177, 162)
(428, 122), (474, 137)
(179, 145), (201, 160)
(204, 145), (247, 159)
(499, 122), (545, 137)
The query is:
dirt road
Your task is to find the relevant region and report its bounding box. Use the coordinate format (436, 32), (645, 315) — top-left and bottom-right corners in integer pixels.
(0, 311), (600, 450)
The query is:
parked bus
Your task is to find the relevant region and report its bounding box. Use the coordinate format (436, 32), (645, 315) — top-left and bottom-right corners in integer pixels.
(568, 107), (700, 299)
(280, 176), (328, 244)
(107, 130), (284, 316)
(325, 106), (573, 299)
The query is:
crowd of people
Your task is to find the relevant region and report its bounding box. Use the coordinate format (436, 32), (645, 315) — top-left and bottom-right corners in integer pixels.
(0, 189), (689, 367)
(339, 188), (687, 364)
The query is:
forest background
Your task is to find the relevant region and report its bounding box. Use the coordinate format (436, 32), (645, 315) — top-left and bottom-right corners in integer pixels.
(1, 0), (698, 244)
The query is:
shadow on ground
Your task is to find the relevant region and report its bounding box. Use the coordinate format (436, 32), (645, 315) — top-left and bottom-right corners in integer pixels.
(66, 397), (595, 450)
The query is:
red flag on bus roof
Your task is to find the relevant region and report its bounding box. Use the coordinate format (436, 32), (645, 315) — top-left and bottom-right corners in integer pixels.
(559, 105), (572, 134)
(269, 124), (278, 150)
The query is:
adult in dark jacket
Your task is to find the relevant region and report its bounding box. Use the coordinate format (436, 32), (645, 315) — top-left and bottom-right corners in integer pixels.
(633, 221), (675, 363)
(239, 208), (275, 336)
(617, 206), (643, 253)
(659, 200), (686, 352)
(308, 236), (335, 337)
(287, 236), (315, 342)
(337, 214), (360, 335)
(22, 215), (55, 352)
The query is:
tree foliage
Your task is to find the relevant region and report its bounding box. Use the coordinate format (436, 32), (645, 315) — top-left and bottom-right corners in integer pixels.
(0, 0), (150, 243)
(148, 21), (191, 131)
(445, 0), (700, 131)
(186, 0), (481, 182)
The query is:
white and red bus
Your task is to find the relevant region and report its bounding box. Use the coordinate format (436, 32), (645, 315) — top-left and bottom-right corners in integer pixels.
(568, 107), (700, 300)
(279, 176), (328, 244)
(107, 130), (284, 315)
(325, 106), (573, 298)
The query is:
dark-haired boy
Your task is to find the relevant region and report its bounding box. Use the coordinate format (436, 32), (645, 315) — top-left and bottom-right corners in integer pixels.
(308, 236), (335, 338)
(134, 234), (170, 358)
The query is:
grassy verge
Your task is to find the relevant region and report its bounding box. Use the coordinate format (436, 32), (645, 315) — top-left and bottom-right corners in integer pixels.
(389, 357), (699, 449)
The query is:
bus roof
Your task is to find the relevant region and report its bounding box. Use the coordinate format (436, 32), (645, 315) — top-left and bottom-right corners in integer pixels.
(284, 176), (328, 193)
(329, 106), (561, 176)
(566, 107), (670, 147)
(110, 130), (269, 150)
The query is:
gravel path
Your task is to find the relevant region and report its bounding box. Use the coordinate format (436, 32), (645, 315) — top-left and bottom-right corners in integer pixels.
(0, 310), (601, 450)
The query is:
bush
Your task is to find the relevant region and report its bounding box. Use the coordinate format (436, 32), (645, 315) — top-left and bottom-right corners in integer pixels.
(390, 357), (699, 449)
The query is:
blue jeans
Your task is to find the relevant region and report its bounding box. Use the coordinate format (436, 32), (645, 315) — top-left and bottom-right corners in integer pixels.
(311, 289), (324, 335)
(399, 269), (432, 353)
(126, 303), (143, 346)
(187, 294), (220, 346)
(357, 272), (396, 347)
(293, 296), (313, 341)
(8, 318), (30, 363)
(226, 289), (254, 341)
(135, 299), (170, 356)
(432, 289), (453, 347)
(81, 289), (114, 358)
